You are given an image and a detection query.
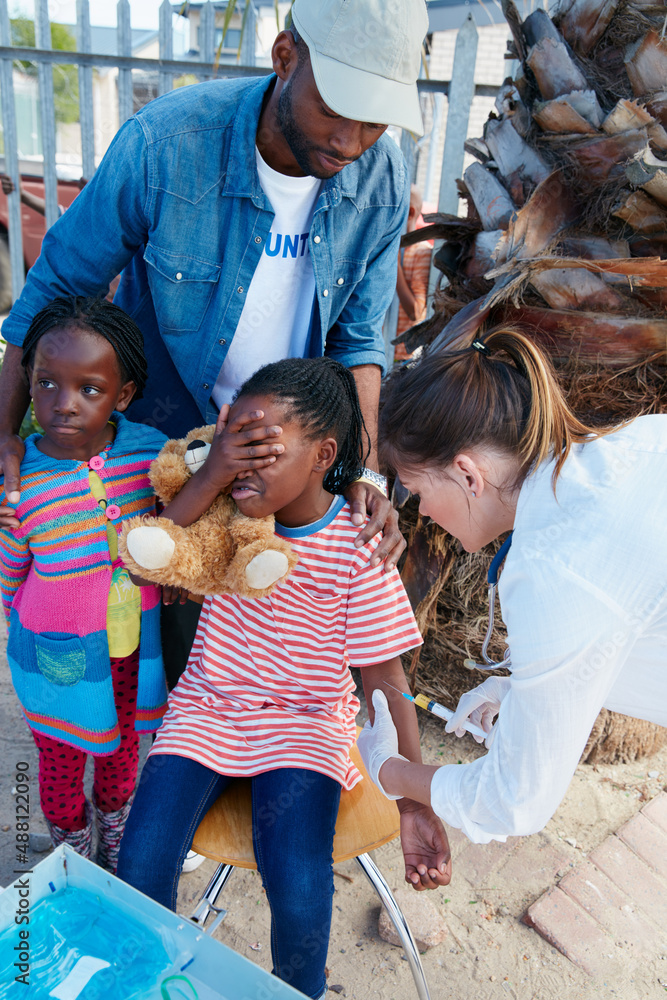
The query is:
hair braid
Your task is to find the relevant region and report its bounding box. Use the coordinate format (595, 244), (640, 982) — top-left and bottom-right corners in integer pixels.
(235, 357), (370, 494)
(21, 296), (148, 399)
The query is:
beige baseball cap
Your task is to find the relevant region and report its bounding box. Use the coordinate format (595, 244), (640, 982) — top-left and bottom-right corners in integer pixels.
(291, 0), (428, 136)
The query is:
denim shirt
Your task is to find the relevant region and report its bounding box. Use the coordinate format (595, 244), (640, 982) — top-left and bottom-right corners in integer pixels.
(3, 76), (409, 436)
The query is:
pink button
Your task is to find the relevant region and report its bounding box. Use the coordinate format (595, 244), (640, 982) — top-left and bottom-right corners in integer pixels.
(89, 455), (105, 470)
(105, 504), (121, 520)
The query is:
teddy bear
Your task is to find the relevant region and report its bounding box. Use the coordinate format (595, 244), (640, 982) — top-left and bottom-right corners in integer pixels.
(118, 425), (297, 598)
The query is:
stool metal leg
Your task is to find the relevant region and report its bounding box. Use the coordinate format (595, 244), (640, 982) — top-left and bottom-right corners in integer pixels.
(189, 862), (235, 935)
(355, 852), (432, 1000)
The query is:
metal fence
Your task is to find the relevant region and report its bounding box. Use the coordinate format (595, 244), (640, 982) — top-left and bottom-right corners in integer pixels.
(0, 0), (497, 353)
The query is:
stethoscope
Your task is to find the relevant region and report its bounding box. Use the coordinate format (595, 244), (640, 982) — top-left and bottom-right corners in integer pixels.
(463, 531), (513, 672)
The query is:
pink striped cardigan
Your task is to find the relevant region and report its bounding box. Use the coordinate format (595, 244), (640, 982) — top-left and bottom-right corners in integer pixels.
(0, 412), (168, 753)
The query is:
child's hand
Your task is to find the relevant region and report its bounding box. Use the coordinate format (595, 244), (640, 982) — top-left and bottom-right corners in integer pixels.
(200, 404), (285, 492)
(0, 430), (25, 529)
(399, 801), (451, 890)
(162, 584), (190, 606)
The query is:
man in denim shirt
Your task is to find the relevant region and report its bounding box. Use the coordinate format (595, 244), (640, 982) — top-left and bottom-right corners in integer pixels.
(1, 1), (424, 563)
(0, 0), (454, 902)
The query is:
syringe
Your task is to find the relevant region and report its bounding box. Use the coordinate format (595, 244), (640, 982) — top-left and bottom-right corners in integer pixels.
(383, 682), (488, 741)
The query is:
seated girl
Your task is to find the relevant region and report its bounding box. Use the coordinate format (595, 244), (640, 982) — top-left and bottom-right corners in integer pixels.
(117, 356), (450, 1000)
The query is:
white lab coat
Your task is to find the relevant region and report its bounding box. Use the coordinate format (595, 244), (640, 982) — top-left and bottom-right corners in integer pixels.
(430, 415), (667, 844)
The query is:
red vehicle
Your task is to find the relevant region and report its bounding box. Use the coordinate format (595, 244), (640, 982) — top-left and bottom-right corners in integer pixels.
(0, 171), (84, 311)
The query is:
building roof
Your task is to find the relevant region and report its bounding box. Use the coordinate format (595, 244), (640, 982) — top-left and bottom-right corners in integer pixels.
(58, 24), (158, 55)
(90, 25), (158, 54)
(171, 1), (241, 9)
(427, 0), (507, 30)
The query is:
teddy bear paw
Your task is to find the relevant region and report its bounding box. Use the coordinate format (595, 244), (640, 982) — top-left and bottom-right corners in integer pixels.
(126, 525), (176, 570)
(245, 550), (289, 590)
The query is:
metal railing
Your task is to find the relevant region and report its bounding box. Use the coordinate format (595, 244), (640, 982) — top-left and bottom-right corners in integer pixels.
(0, 0), (262, 303)
(0, 0), (494, 357)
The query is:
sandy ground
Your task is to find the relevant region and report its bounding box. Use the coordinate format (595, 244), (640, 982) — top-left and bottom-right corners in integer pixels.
(175, 685), (667, 1000)
(1, 616), (666, 999)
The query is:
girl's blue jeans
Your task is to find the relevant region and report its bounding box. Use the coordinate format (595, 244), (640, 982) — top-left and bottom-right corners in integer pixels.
(117, 754), (341, 1000)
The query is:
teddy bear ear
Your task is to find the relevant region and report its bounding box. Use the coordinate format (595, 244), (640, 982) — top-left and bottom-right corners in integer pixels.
(184, 440), (211, 474)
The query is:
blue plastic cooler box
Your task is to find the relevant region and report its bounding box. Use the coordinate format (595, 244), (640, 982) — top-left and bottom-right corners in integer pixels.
(0, 845), (305, 999)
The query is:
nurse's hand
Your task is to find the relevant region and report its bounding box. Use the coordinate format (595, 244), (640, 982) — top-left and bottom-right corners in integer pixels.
(445, 676), (511, 747)
(357, 689), (408, 799)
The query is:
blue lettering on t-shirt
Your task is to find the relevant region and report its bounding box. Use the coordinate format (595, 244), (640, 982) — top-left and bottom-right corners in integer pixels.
(264, 233), (311, 259)
(282, 234), (299, 258)
(266, 233), (282, 256)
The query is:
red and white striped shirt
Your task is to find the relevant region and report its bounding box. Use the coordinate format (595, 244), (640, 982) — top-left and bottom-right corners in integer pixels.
(152, 497), (422, 788)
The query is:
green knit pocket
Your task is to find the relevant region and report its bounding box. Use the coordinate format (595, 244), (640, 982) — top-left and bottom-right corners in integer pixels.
(34, 634), (86, 686)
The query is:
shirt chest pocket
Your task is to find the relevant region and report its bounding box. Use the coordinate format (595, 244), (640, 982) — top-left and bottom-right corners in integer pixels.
(329, 259), (367, 304)
(275, 581), (343, 646)
(144, 243), (221, 334)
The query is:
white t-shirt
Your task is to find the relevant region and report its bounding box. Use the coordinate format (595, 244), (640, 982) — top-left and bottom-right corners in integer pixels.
(431, 414), (667, 844)
(212, 149), (321, 407)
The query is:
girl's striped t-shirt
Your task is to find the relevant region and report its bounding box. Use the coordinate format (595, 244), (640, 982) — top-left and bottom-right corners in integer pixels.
(152, 496), (423, 789)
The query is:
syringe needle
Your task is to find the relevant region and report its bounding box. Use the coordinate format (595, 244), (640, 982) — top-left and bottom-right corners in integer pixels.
(380, 680), (487, 741)
(382, 680), (412, 698)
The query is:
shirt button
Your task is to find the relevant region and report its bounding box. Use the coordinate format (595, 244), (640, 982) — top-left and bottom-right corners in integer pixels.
(105, 504), (121, 520)
(237, 286), (243, 293)
(175, 272), (182, 280)
(203, 383), (209, 389)
(255, 236), (262, 244)
(337, 277), (344, 285)
(323, 289), (329, 297)
(313, 236), (321, 244)
(89, 455), (104, 470)
(219, 338), (226, 345)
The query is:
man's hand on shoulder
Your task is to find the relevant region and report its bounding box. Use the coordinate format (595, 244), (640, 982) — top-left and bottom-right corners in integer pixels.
(343, 479), (405, 571)
(0, 431), (25, 530)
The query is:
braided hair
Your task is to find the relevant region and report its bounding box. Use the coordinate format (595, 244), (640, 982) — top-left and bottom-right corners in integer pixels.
(235, 357), (370, 495)
(21, 296), (148, 399)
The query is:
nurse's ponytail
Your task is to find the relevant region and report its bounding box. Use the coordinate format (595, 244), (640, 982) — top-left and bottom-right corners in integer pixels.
(379, 327), (608, 490)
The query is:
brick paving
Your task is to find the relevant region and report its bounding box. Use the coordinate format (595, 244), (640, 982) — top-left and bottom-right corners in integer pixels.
(616, 811), (667, 878)
(522, 791), (667, 975)
(558, 860), (663, 957)
(522, 885), (624, 978)
(642, 790), (667, 832)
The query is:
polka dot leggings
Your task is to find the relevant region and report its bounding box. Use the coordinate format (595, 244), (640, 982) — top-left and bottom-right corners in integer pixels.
(32, 649), (141, 832)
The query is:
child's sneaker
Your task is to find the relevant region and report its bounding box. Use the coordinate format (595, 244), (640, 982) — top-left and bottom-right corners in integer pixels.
(182, 850), (206, 873)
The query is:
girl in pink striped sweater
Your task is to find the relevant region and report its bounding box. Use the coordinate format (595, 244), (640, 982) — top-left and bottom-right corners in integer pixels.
(0, 296), (168, 872)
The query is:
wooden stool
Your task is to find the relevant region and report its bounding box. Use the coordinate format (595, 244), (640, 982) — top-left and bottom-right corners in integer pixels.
(189, 739), (432, 1000)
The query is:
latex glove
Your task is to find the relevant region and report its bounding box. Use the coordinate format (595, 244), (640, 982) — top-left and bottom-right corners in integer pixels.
(357, 689), (409, 800)
(445, 676), (511, 747)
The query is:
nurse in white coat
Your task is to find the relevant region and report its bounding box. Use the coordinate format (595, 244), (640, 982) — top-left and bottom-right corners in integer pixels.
(358, 327), (667, 846)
